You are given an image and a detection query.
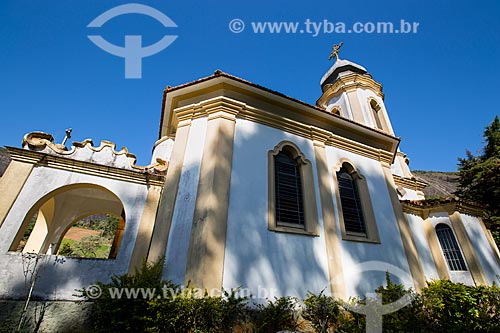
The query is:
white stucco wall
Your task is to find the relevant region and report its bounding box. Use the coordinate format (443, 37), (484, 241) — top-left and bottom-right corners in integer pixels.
(163, 117), (207, 284)
(0, 167), (148, 300)
(327, 93), (353, 120)
(151, 137), (174, 164)
(223, 118), (417, 300)
(356, 89), (375, 128)
(391, 156), (405, 178)
(428, 213), (475, 286)
(223, 119), (330, 301)
(325, 147), (414, 297)
(357, 89), (395, 135)
(405, 213), (440, 281)
(460, 214), (500, 285)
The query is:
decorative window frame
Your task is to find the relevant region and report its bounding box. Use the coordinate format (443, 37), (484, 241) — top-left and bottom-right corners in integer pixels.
(268, 141), (319, 236)
(332, 159), (380, 243)
(368, 97), (389, 133)
(434, 222), (468, 272)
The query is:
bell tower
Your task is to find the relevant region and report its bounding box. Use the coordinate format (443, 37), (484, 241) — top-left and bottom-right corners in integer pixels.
(317, 44), (426, 200)
(316, 47), (395, 136)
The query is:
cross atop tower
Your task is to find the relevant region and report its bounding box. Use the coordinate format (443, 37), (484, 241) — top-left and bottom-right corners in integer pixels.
(328, 42), (343, 62)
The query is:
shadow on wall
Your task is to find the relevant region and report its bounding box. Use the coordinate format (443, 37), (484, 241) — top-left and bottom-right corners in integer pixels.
(223, 120), (331, 299)
(183, 117), (237, 290)
(223, 117), (414, 299)
(0, 300), (94, 332)
(465, 217), (499, 284)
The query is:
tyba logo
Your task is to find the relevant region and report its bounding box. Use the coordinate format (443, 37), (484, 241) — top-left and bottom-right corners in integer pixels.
(87, 3), (178, 79)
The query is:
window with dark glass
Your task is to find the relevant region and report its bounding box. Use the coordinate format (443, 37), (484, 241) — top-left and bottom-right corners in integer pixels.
(274, 150), (304, 225)
(435, 224), (467, 271)
(371, 104), (384, 130)
(337, 167), (366, 234)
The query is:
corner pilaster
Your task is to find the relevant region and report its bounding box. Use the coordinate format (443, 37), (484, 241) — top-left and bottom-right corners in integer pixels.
(129, 185), (162, 273)
(0, 159), (35, 227)
(184, 103), (241, 292)
(381, 162), (426, 291)
(449, 212), (488, 285)
(147, 124), (192, 263)
(311, 128), (346, 299)
(421, 217), (450, 280)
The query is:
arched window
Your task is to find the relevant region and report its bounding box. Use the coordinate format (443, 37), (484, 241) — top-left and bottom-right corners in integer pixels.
(333, 161), (379, 243)
(330, 106), (341, 116)
(337, 166), (366, 234)
(268, 141), (319, 236)
(274, 149), (305, 225)
(369, 99), (388, 132)
(435, 224), (467, 271)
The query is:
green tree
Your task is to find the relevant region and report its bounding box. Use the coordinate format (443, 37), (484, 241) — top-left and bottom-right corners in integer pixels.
(457, 116), (500, 242)
(58, 242), (74, 256)
(73, 235), (103, 258)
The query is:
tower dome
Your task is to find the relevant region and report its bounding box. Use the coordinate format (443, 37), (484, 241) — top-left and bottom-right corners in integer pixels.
(317, 53), (394, 136)
(320, 59), (367, 91)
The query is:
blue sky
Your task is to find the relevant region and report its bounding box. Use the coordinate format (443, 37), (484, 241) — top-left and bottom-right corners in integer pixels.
(1, 0), (499, 171)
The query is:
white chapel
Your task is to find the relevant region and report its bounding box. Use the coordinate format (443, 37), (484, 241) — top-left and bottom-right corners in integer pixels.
(0, 54), (498, 300)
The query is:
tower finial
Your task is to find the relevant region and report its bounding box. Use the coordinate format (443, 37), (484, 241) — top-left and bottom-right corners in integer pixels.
(328, 42), (343, 62)
(61, 128), (72, 146)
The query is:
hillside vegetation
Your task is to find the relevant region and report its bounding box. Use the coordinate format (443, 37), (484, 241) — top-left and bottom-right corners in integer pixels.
(0, 147), (11, 177)
(412, 170), (458, 198)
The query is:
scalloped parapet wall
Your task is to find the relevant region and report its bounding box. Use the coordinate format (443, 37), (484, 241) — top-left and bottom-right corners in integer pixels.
(21, 132), (168, 175)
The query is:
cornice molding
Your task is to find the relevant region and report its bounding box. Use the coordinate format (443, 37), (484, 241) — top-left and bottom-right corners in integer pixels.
(162, 76), (399, 156)
(327, 134), (394, 164)
(173, 97), (246, 129)
(393, 175), (427, 192)
(6, 147), (164, 186)
(400, 198), (484, 219)
(172, 96), (396, 164)
(317, 73), (384, 109)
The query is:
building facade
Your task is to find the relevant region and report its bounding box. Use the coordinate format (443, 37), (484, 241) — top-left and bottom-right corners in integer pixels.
(0, 58), (499, 300)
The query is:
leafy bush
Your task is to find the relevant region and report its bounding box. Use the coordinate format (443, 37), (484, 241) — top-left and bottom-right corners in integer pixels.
(415, 279), (500, 332)
(78, 257), (170, 332)
(147, 288), (249, 333)
(373, 272), (416, 333)
(57, 242), (73, 256)
(79, 261), (500, 333)
(302, 290), (341, 333)
(254, 296), (300, 333)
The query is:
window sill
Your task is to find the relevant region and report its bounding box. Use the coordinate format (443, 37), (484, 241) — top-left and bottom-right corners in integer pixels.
(269, 224), (319, 237)
(341, 232), (380, 244)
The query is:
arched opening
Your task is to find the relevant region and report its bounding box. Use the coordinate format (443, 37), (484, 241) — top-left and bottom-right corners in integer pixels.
(56, 213), (124, 259)
(337, 164), (366, 234)
(333, 160), (380, 243)
(435, 223), (467, 271)
(267, 141), (320, 236)
(274, 148), (305, 226)
(11, 184), (126, 259)
(369, 99), (388, 132)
